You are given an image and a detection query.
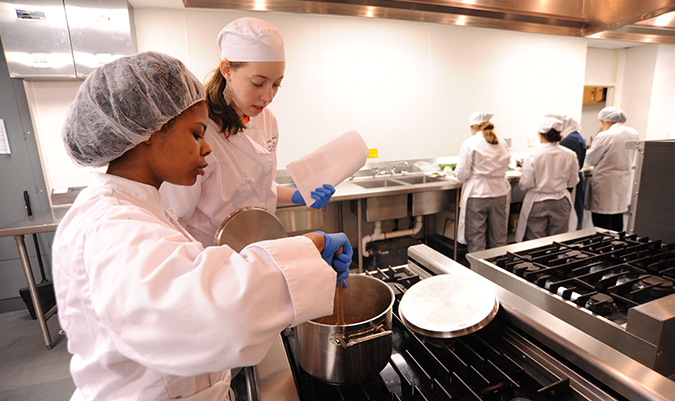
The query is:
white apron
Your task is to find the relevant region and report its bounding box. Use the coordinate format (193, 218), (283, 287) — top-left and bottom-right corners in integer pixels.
(515, 187), (576, 242)
(455, 134), (511, 245)
(457, 175), (511, 245)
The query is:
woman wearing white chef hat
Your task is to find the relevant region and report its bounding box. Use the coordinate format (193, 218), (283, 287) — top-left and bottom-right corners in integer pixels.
(160, 17), (335, 246)
(53, 51), (351, 401)
(583, 106), (639, 232)
(455, 111), (511, 252)
(544, 113), (586, 229)
(516, 117), (579, 242)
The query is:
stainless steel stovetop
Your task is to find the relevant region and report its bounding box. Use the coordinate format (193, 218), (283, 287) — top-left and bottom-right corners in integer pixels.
(464, 227), (675, 401)
(236, 235), (675, 401)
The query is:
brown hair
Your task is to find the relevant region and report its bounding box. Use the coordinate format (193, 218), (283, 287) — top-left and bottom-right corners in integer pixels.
(203, 62), (248, 138)
(475, 122), (498, 144)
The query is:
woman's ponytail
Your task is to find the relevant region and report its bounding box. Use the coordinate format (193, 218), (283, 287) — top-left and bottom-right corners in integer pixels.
(479, 122), (499, 144)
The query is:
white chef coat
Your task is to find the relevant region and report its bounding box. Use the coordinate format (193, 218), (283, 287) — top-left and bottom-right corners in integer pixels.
(160, 108), (280, 246)
(584, 123), (639, 214)
(516, 143), (579, 242)
(53, 172), (335, 401)
(454, 133), (511, 245)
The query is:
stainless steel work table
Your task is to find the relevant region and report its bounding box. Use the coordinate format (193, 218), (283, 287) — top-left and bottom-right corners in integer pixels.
(0, 209), (64, 349)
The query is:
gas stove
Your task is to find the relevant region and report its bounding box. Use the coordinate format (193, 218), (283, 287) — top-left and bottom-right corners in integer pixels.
(467, 228), (675, 380)
(274, 260), (628, 401)
(235, 236), (675, 401)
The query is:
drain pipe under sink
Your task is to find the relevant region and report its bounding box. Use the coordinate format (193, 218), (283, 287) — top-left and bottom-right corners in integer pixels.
(361, 216), (423, 257)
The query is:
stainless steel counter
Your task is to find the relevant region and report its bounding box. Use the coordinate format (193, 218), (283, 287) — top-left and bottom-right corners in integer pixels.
(0, 209), (66, 349)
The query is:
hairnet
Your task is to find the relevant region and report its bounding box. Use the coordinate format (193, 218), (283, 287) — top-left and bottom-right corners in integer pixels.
(544, 113), (582, 137)
(62, 51), (205, 167)
(598, 106), (627, 123)
(538, 117), (563, 133)
(218, 17), (285, 62)
(469, 111), (494, 126)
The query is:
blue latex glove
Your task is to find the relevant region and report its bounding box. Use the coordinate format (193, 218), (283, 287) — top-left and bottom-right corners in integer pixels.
(291, 184), (335, 209)
(316, 231), (353, 287)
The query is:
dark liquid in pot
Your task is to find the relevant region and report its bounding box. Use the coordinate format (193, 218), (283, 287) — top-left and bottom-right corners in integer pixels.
(312, 313), (370, 325)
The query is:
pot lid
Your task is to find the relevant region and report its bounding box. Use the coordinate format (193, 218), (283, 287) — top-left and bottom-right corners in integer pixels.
(213, 206), (287, 251)
(398, 274), (499, 338)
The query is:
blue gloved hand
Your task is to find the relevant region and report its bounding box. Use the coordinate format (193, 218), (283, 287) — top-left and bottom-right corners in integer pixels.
(291, 184), (335, 209)
(316, 231), (353, 287)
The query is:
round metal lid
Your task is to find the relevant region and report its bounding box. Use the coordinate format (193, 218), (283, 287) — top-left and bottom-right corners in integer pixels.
(398, 274), (499, 338)
(213, 206), (287, 251)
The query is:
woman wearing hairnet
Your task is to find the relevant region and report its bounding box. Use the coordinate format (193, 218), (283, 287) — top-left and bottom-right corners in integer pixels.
(53, 51), (352, 401)
(455, 111), (511, 252)
(159, 17), (335, 246)
(516, 117), (579, 241)
(584, 106), (639, 231)
(545, 114), (586, 229)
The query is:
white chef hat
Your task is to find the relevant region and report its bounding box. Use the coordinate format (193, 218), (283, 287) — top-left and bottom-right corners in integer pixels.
(469, 111), (494, 126)
(538, 117), (563, 133)
(217, 17), (285, 62)
(598, 106), (627, 123)
(544, 113), (582, 137)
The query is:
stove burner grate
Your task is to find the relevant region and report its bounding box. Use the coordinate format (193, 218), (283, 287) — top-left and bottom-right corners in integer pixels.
(489, 232), (675, 324)
(282, 313), (598, 401)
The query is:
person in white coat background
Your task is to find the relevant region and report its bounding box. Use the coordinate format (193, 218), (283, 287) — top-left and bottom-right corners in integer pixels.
(516, 117), (579, 242)
(584, 106), (639, 232)
(544, 113), (587, 229)
(455, 111), (511, 253)
(53, 51), (352, 401)
(160, 17), (335, 246)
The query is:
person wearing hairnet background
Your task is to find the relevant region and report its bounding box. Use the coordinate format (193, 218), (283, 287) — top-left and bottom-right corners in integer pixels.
(516, 117), (579, 242)
(544, 114), (587, 229)
(52, 51), (352, 401)
(455, 111), (511, 253)
(160, 17), (335, 247)
(583, 106), (639, 231)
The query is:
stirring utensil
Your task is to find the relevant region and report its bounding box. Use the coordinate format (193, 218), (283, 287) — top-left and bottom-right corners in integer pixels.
(334, 246), (345, 325)
(336, 282), (345, 325)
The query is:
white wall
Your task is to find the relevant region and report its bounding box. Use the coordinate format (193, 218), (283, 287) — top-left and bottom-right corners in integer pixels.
(620, 45), (658, 139)
(581, 48), (614, 142)
(645, 45), (675, 140)
(584, 48), (614, 84)
(23, 9), (590, 196)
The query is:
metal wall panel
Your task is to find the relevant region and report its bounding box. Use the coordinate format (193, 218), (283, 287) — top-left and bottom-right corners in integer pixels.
(632, 140), (675, 244)
(0, 0), (76, 78)
(0, 0), (134, 79)
(64, 0), (134, 78)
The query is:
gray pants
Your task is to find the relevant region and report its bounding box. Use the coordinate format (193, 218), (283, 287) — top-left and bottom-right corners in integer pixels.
(524, 198), (571, 241)
(465, 196), (508, 253)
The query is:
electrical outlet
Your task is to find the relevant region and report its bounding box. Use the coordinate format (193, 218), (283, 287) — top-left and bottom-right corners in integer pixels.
(503, 137), (512, 148)
(528, 137), (535, 147)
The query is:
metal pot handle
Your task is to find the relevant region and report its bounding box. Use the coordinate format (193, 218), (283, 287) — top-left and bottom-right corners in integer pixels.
(330, 324), (393, 349)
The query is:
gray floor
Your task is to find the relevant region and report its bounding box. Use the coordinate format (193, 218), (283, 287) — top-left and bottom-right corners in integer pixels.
(0, 299), (75, 401)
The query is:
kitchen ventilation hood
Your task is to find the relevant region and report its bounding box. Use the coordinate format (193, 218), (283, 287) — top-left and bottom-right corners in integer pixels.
(0, 0), (135, 79)
(182, 0), (675, 46)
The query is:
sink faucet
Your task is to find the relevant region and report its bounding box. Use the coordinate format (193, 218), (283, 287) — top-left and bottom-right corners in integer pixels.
(383, 162), (409, 176)
(399, 161), (409, 175)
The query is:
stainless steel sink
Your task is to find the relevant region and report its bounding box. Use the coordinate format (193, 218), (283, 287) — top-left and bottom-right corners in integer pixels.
(352, 178), (407, 189)
(392, 174), (446, 185)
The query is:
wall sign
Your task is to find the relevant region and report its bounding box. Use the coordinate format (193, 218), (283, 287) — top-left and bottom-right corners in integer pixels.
(0, 119), (11, 154)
